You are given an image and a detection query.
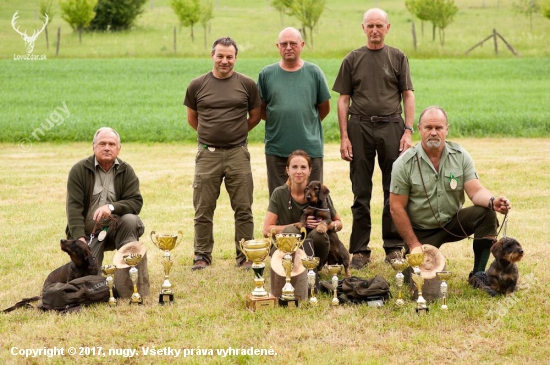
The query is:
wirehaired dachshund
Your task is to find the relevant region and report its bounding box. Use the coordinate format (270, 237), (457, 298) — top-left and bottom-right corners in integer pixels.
(3, 239), (98, 312)
(468, 237), (524, 296)
(300, 180), (351, 277)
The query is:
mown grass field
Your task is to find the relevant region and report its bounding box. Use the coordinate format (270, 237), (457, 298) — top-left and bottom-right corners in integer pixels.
(1, 140), (549, 365)
(1, 57), (549, 147)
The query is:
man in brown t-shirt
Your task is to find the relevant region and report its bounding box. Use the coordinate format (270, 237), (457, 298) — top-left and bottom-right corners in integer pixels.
(332, 8), (415, 269)
(184, 37), (262, 270)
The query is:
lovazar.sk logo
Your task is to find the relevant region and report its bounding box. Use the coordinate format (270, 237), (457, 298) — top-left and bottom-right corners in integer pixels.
(12, 10), (48, 61)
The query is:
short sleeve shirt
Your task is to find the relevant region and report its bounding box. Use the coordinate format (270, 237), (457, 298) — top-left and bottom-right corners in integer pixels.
(390, 141), (478, 229)
(184, 72), (261, 147)
(332, 45), (413, 116)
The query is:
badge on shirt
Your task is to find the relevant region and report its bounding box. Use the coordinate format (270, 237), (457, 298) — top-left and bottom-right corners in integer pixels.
(449, 173), (458, 190)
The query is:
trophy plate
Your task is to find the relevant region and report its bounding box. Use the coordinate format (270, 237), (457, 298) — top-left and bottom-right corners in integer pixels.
(159, 292), (174, 305)
(277, 297), (299, 308)
(245, 294), (276, 312)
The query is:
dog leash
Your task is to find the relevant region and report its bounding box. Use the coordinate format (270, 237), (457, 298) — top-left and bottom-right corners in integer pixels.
(88, 215), (117, 246)
(415, 155), (509, 241)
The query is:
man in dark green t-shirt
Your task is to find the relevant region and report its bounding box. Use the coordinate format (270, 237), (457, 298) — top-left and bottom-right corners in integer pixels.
(332, 8), (415, 269)
(184, 37), (262, 271)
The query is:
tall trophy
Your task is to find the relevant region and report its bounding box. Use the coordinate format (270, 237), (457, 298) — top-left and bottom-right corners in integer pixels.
(123, 253), (143, 305)
(301, 257), (320, 304)
(272, 227), (307, 307)
(327, 264), (343, 306)
(390, 257), (409, 307)
(101, 264), (117, 307)
(406, 252), (428, 314)
(150, 230), (183, 304)
(239, 236), (276, 312)
(436, 271), (453, 310)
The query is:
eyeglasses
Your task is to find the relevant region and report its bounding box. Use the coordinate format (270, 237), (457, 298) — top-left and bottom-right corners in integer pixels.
(278, 42), (300, 48)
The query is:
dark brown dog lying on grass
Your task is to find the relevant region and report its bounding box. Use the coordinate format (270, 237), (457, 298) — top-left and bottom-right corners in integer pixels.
(3, 239), (98, 312)
(469, 237), (524, 296)
(301, 180), (351, 277)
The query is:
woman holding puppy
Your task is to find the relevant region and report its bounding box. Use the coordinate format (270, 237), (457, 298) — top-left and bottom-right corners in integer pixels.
(263, 149), (343, 270)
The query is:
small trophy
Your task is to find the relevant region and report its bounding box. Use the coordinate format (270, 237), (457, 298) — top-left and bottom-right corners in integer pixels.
(272, 227), (307, 307)
(436, 271), (453, 310)
(327, 264), (343, 306)
(150, 230), (183, 304)
(123, 253), (143, 305)
(239, 237), (277, 312)
(301, 257), (320, 304)
(406, 252), (428, 314)
(101, 264), (117, 307)
(390, 258), (409, 306)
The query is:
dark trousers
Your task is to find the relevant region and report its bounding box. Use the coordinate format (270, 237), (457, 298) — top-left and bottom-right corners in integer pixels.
(266, 154), (323, 198)
(413, 206), (498, 247)
(347, 114), (405, 254)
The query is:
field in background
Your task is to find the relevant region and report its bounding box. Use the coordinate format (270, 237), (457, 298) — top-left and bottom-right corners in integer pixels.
(1, 57), (549, 146)
(1, 0), (550, 58)
(1, 140), (549, 364)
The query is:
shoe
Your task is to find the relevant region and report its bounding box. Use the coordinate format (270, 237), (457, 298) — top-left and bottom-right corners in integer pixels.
(191, 258), (209, 271)
(350, 252), (370, 270)
(238, 260), (253, 270)
(384, 250), (404, 264)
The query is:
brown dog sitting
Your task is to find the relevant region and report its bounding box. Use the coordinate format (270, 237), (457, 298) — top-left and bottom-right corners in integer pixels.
(468, 237), (524, 296)
(300, 180), (351, 277)
(3, 239), (98, 312)
(43, 239), (99, 288)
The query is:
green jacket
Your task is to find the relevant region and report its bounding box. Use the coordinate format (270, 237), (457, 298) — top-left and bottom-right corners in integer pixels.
(65, 155), (143, 239)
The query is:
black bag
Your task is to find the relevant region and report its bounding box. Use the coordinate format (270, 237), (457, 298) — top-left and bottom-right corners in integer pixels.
(341, 275), (391, 303)
(39, 275), (113, 313)
(321, 275), (391, 304)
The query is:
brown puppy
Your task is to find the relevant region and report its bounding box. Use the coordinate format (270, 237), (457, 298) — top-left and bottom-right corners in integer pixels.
(301, 181), (351, 277)
(469, 237), (524, 296)
(43, 239), (99, 288)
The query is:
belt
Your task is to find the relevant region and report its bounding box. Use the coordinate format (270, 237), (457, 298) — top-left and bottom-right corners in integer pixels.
(201, 142), (246, 150)
(356, 114), (402, 122)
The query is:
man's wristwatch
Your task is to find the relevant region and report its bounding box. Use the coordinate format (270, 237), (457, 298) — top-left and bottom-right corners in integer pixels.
(108, 204), (115, 212)
(404, 126), (414, 133)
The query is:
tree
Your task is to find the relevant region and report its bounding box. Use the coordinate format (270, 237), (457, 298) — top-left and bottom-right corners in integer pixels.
(271, 0), (294, 25)
(59, 0), (98, 43)
(513, 0), (541, 31)
(39, 0), (54, 50)
(289, 0), (326, 47)
(199, 0), (214, 49)
(171, 0), (201, 42)
(542, 0), (550, 19)
(89, 0), (147, 31)
(432, 0), (458, 46)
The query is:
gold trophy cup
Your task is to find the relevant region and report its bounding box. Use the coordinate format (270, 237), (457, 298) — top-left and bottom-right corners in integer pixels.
(390, 258), (409, 306)
(406, 252), (428, 314)
(301, 256), (320, 304)
(239, 236), (277, 312)
(327, 264), (343, 306)
(436, 271), (453, 310)
(123, 253), (143, 305)
(101, 264), (117, 307)
(151, 230), (183, 304)
(272, 227), (307, 307)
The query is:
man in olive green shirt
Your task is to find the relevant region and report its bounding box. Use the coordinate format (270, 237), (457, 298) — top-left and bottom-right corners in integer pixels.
(390, 106), (511, 276)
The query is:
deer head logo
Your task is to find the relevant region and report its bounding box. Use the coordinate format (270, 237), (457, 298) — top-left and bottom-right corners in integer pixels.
(11, 11), (49, 54)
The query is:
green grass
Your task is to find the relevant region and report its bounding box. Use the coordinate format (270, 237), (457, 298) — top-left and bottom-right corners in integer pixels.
(1, 140), (549, 364)
(1, 57), (549, 146)
(1, 0), (550, 59)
